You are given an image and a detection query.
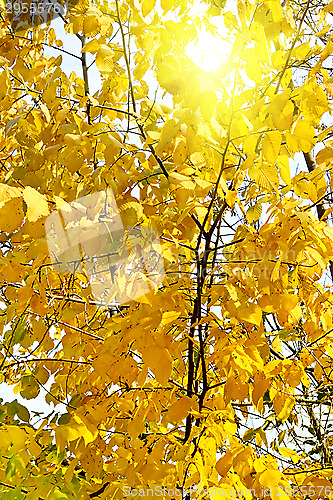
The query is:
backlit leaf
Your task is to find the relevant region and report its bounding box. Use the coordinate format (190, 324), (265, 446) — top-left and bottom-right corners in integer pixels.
(23, 187), (49, 222)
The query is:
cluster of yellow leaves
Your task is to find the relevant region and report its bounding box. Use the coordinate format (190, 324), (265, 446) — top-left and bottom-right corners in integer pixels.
(0, 0), (333, 497)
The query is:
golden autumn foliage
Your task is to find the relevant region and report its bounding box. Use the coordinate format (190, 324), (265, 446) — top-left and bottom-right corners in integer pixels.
(1, 0), (333, 498)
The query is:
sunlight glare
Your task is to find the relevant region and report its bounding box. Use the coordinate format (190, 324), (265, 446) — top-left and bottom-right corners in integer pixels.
(185, 27), (232, 73)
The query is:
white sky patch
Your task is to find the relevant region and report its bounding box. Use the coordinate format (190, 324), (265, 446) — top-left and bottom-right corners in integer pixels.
(0, 322), (67, 422)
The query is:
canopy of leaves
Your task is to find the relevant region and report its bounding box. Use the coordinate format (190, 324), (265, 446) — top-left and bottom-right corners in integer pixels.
(1, 0), (333, 498)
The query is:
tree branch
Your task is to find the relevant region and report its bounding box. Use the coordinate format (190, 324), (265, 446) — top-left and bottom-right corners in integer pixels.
(303, 150), (333, 280)
(77, 34), (91, 124)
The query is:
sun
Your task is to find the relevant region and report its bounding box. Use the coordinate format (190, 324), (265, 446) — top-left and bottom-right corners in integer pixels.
(185, 26), (233, 73)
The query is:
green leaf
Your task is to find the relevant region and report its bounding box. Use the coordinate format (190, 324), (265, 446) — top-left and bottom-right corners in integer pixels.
(58, 413), (71, 425)
(20, 376), (40, 400)
(17, 403), (30, 422)
(13, 321), (26, 345)
(243, 428), (255, 441)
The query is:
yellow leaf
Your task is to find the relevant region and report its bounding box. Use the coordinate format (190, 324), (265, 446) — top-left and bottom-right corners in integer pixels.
(245, 50), (262, 83)
(243, 134), (258, 156)
(246, 202), (262, 223)
(194, 176), (213, 191)
(266, 0), (283, 21)
(40, 103), (51, 123)
(277, 293), (298, 311)
(154, 349), (173, 386)
(5, 114), (23, 137)
(156, 61), (184, 95)
(96, 44), (114, 75)
(0, 56), (9, 66)
(108, 134), (124, 150)
(279, 446), (300, 463)
(224, 420), (237, 434)
(250, 164), (279, 191)
(277, 151), (291, 185)
(168, 396), (196, 422)
(81, 39), (100, 53)
(307, 180), (317, 202)
(199, 90), (217, 120)
(155, 119), (179, 156)
(286, 120), (316, 153)
(23, 187), (49, 222)
(0, 197), (24, 232)
(161, 310), (180, 325)
(83, 15), (101, 37)
(141, 0), (155, 17)
(64, 133), (81, 147)
(0, 183), (21, 202)
(303, 477), (332, 492)
(118, 200), (143, 226)
(55, 425), (82, 452)
(173, 140), (189, 165)
(215, 451), (233, 476)
(6, 426), (27, 453)
(30, 295), (48, 316)
(267, 90), (292, 125)
(259, 469), (282, 488)
(73, 416), (98, 445)
(27, 438), (42, 458)
(273, 393), (295, 421)
(252, 371), (270, 407)
(64, 458), (79, 484)
(169, 172), (195, 190)
(142, 346), (172, 385)
(303, 86), (328, 119)
(262, 131), (281, 164)
(237, 302), (262, 326)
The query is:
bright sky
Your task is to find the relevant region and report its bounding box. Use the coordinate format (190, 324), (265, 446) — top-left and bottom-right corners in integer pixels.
(185, 31), (232, 73)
